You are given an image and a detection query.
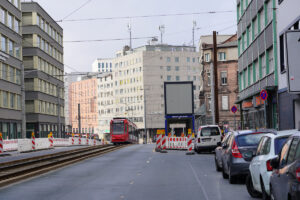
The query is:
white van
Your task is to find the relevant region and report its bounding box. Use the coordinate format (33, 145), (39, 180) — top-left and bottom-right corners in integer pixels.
(194, 125), (222, 153)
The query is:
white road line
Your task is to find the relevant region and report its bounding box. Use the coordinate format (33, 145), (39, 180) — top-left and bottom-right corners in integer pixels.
(188, 162), (209, 200)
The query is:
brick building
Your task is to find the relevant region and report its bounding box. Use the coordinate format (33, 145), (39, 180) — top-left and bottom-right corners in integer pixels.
(199, 35), (240, 129)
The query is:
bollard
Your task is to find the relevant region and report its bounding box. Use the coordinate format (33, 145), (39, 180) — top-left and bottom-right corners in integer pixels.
(79, 134), (81, 145)
(31, 132), (36, 150)
(0, 133), (3, 153)
(186, 134), (195, 155)
(72, 133), (74, 145)
(49, 132), (54, 148)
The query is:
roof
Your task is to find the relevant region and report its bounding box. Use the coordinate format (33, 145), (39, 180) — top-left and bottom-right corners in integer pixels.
(218, 41), (237, 48)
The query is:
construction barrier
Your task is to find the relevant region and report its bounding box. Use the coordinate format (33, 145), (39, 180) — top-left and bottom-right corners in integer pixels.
(186, 135), (194, 154)
(53, 138), (69, 147)
(79, 135), (82, 145)
(3, 139), (18, 151)
(0, 133), (3, 153)
(31, 132), (36, 150)
(156, 134), (162, 150)
(166, 137), (188, 150)
(48, 132), (54, 148)
(161, 135), (167, 150)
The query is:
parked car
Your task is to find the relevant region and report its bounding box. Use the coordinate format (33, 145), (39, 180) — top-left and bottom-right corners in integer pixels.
(194, 125), (222, 153)
(215, 132), (232, 171)
(269, 131), (300, 200)
(221, 129), (275, 184)
(245, 130), (295, 200)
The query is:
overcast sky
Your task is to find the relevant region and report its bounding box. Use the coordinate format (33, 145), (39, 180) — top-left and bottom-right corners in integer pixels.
(30, 0), (237, 73)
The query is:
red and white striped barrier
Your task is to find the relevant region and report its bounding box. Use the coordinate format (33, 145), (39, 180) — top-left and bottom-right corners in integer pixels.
(166, 137), (188, 150)
(93, 137), (96, 146)
(186, 135), (194, 154)
(79, 135), (82, 145)
(31, 132), (36, 150)
(161, 135), (167, 150)
(156, 134), (162, 150)
(48, 132), (54, 148)
(72, 134), (75, 145)
(0, 133), (3, 153)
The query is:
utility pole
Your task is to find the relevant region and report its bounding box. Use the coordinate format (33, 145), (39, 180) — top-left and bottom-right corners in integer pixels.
(159, 25), (165, 44)
(21, 64), (26, 138)
(78, 103), (81, 135)
(192, 21), (197, 47)
(57, 84), (61, 138)
(213, 31), (219, 125)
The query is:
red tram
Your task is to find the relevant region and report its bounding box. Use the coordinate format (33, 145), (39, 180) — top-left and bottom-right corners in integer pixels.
(110, 118), (139, 144)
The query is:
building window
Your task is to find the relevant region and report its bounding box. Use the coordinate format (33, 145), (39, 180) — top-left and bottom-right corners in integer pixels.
(187, 76), (191, 81)
(8, 40), (13, 55)
(254, 60), (259, 82)
(207, 95), (211, 111)
(205, 53), (211, 62)
(249, 65), (253, 85)
(167, 57), (171, 62)
(175, 57), (179, 62)
(0, 7), (5, 24)
(7, 14), (13, 29)
(253, 17), (258, 38)
(193, 76), (196, 81)
(187, 57), (190, 62)
(175, 66), (179, 71)
(221, 71), (227, 85)
(218, 52), (226, 61)
(268, 47), (274, 73)
(245, 68), (248, 88)
(192, 58), (196, 63)
(167, 76), (171, 81)
(221, 96), (229, 110)
(266, 0), (273, 24)
(2, 91), (8, 107)
(207, 71), (211, 86)
(279, 34), (285, 72)
(261, 53), (266, 78)
(176, 76), (180, 81)
(1, 36), (6, 52)
(259, 8), (264, 32)
(167, 66), (171, 71)
(240, 72), (244, 90)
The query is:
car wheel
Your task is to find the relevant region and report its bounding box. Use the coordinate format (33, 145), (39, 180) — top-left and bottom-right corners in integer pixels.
(222, 164), (228, 179)
(228, 168), (236, 184)
(215, 157), (221, 172)
(246, 174), (262, 198)
(261, 178), (270, 200)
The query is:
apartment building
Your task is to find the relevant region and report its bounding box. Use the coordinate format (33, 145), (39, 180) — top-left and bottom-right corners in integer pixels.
(92, 58), (113, 73)
(199, 35), (240, 128)
(0, 0), (23, 139)
(276, 0), (300, 130)
(236, 0), (278, 129)
(97, 73), (114, 138)
(69, 76), (98, 135)
(21, 2), (65, 137)
(103, 44), (201, 140)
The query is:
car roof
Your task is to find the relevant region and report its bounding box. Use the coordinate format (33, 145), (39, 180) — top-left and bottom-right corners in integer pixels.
(231, 129), (277, 136)
(199, 125), (219, 128)
(290, 130), (300, 137)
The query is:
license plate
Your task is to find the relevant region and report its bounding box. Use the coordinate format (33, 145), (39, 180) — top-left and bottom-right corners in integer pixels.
(202, 138), (211, 142)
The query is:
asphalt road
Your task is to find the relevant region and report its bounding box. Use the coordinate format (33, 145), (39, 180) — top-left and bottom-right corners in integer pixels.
(0, 144), (254, 200)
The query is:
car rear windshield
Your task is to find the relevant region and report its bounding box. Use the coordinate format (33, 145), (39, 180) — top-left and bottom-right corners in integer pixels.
(200, 127), (220, 136)
(112, 122), (124, 134)
(274, 136), (289, 155)
(237, 133), (266, 147)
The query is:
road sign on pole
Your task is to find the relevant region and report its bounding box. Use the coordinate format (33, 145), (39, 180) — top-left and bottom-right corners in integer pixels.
(231, 106), (238, 114)
(260, 89), (268, 101)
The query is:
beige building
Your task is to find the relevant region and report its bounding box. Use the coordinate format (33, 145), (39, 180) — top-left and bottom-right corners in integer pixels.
(97, 44), (201, 140)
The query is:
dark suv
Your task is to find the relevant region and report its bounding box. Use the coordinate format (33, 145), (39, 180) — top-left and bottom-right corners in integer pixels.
(269, 131), (300, 200)
(221, 130), (274, 184)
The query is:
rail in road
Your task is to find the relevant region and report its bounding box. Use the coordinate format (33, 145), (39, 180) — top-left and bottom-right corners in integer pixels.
(0, 144), (129, 187)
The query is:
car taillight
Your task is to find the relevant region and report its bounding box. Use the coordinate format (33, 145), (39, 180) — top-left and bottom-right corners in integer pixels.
(198, 138), (200, 143)
(296, 168), (300, 182)
(266, 160), (273, 171)
(231, 140), (242, 158)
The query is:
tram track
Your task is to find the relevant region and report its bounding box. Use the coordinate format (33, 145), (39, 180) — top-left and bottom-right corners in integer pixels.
(0, 144), (129, 188)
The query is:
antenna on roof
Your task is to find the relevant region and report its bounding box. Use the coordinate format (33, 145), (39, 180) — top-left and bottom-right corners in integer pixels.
(159, 25), (165, 44)
(127, 22), (132, 50)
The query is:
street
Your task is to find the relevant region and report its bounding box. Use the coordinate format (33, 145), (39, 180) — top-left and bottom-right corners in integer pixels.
(0, 144), (252, 200)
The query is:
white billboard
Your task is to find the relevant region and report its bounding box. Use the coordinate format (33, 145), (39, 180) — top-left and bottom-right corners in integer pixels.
(286, 30), (300, 93)
(164, 82), (194, 115)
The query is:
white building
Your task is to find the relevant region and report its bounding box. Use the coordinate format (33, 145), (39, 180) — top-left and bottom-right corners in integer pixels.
(276, 0), (300, 130)
(92, 58), (113, 73)
(96, 44), (201, 140)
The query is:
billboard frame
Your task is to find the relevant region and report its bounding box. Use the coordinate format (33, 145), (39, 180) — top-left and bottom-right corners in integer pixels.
(164, 81), (194, 116)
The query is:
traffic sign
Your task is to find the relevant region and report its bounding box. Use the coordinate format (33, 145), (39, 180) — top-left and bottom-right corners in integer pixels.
(260, 89), (268, 101)
(231, 105), (238, 114)
(188, 129), (192, 135)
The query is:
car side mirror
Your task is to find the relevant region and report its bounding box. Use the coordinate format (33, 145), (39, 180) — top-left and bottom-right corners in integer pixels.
(243, 151), (254, 162)
(217, 142), (222, 147)
(270, 157), (280, 169)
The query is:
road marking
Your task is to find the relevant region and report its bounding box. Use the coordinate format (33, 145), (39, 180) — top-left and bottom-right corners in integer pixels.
(146, 160), (150, 163)
(188, 162), (209, 200)
(130, 180), (134, 185)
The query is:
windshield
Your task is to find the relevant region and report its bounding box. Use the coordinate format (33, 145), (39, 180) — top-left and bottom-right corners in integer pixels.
(200, 127), (220, 136)
(275, 136), (289, 155)
(237, 133), (266, 147)
(112, 122), (124, 135)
